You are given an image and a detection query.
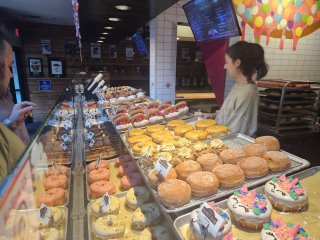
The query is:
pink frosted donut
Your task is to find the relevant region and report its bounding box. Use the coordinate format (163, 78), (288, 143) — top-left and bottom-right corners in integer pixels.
(117, 162), (137, 177)
(87, 160), (110, 171)
(88, 168), (110, 184)
(115, 154), (132, 167)
(44, 174), (68, 191)
(44, 166), (70, 177)
(120, 172), (143, 190)
(37, 188), (66, 207)
(90, 180), (116, 199)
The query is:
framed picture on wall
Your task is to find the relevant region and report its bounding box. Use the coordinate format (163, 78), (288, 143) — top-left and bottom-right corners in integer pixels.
(48, 58), (66, 78)
(28, 58), (44, 77)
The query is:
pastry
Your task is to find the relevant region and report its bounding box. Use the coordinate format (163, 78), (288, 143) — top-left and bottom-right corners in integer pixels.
(139, 225), (172, 240)
(192, 141), (212, 157)
(263, 151), (291, 171)
(174, 137), (191, 148)
(93, 215), (126, 239)
(120, 172), (143, 190)
(185, 130), (208, 141)
(131, 113), (149, 127)
(88, 168), (110, 184)
(37, 188), (66, 207)
(90, 181), (116, 199)
(163, 106), (180, 121)
(132, 141), (157, 157)
(264, 174), (308, 212)
(147, 109), (164, 124)
(145, 124), (165, 135)
(115, 115), (132, 130)
(162, 135), (182, 147)
(166, 119), (186, 130)
(44, 166), (70, 177)
(147, 102), (160, 110)
(44, 174), (68, 191)
(206, 125), (228, 138)
(195, 119), (216, 130)
(173, 124), (194, 137)
(212, 164), (245, 188)
(30, 207), (64, 230)
(173, 147), (195, 163)
(158, 179), (191, 208)
(114, 155), (132, 167)
(147, 168), (177, 188)
(87, 160), (110, 171)
(28, 228), (60, 240)
(151, 130), (172, 144)
(157, 103), (171, 113)
(125, 186), (152, 209)
(242, 143), (268, 157)
(132, 202), (162, 230)
(128, 134), (152, 146)
(238, 156), (269, 178)
(175, 101), (189, 116)
(117, 161), (137, 177)
(175, 160), (202, 181)
(260, 218), (312, 240)
(196, 153), (223, 171)
(91, 195), (120, 217)
(128, 128), (145, 137)
(152, 152), (173, 164)
(227, 187), (272, 229)
(220, 148), (246, 164)
(186, 171), (219, 197)
(159, 143), (175, 153)
(189, 202), (232, 240)
(254, 136), (280, 151)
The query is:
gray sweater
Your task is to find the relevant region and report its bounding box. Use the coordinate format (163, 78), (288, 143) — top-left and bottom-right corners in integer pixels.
(216, 83), (259, 136)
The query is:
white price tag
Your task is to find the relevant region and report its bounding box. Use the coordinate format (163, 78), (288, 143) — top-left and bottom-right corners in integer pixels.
(60, 143), (68, 151)
(62, 134), (70, 142)
(197, 202), (225, 237)
(95, 155), (102, 169)
(38, 204), (52, 225)
(52, 161), (58, 170)
(87, 131), (94, 140)
(154, 157), (172, 177)
(112, 106), (118, 116)
(89, 139), (95, 148)
(100, 192), (111, 213)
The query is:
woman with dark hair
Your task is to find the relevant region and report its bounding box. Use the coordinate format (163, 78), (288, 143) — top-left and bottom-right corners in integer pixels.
(215, 41), (269, 136)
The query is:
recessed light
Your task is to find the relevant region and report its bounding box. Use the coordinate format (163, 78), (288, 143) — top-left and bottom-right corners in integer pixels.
(100, 36), (106, 39)
(176, 37), (180, 40)
(104, 26), (113, 30)
(102, 32), (109, 35)
(115, 5), (131, 11)
(97, 40), (103, 43)
(109, 17), (121, 22)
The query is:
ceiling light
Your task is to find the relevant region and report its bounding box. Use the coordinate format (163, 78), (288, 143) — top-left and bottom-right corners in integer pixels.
(109, 17), (121, 22)
(115, 5), (131, 11)
(102, 32), (109, 35)
(104, 26), (113, 30)
(100, 36), (106, 39)
(176, 37), (180, 40)
(97, 40), (103, 43)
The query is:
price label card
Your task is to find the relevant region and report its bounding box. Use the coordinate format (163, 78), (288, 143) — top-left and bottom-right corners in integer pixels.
(154, 157), (172, 177)
(52, 161), (58, 170)
(197, 202), (225, 237)
(100, 192), (111, 213)
(87, 131), (94, 140)
(89, 139), (95, 148)
(60, 143), (68, 151)
(62, 134), (70, 142)
(95, 155), (101, 169)
(112, 106), (118, 116)
(38, 204), (52, 225)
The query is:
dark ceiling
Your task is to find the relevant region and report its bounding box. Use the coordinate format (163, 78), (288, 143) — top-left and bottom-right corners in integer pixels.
(78, 0), (180, 43)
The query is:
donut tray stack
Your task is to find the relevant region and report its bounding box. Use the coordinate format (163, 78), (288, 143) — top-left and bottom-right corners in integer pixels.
(173, 166), (320, 240)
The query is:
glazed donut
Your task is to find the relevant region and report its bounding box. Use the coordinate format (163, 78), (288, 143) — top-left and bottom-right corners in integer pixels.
(192, 141), (212, 157)
(254, 136), (280, 151)
(117, 162), (137, 177)
(44, 175), (68, 191)
(206, 125), (229, 138)
(238, 156), (269, 178)
(195, 119), (216, 130)
(91, 195), (120, 217)
(220, 148), (247, 165)
(173, 124), (194, 137)
(125, 186), (152, 210)
(147, 168), (177, 189)
(88, 168), (110, 184)
(196, 153), (222, 171)
(132, 141), (157, 157)
(242, 143), (268, 157)
(90, 181), (116, 199)
(44, 166), (69, 177)
(186, 171), (219, 197)
(128, 128), (145, 137)
(87, 160), (110, 171)
(212, 164), (245, 188)
(162, 136), (183, 147)
(128, 135), (152, 146)
(185, 130), (208, 141)
(151, 130), (172, 144)
(175, 160), (202, 181)
(166, 119), (186, 130)
(37, 188), (66, 207)
(263, 151), (291, 172)
(145, 124), (165, 135)
(93, 215), (126, 239)
(120, 172), (143, 190)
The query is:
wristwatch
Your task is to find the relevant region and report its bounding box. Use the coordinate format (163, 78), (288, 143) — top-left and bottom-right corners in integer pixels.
(2, 118), (17, 130)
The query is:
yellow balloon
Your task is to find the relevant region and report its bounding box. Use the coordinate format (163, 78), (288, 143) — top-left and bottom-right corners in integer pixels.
(295, 27), (303, 37)
(283, 8), (291, 20)
(307, 16), (314, 25)
(233, 0), (243, 5)
(255, 16), (264, 27)
(282, 0), (289, 8)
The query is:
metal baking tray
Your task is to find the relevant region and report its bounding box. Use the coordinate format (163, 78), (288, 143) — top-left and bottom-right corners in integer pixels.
(135, 133), (310, 214)
(85, 158), (128, 202)
(34, 167), (71, 207)
(174, 166), (320, 240)
(87, 192), (177, 240)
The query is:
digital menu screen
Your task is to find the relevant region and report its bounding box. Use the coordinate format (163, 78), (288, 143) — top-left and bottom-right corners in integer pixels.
(131, 32), (149, 56)
(183, 0), (241, 43)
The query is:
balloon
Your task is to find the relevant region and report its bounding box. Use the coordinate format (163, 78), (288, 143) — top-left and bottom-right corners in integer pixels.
(277, 5), (283, 15)
(311, 4), (317, 15)
(233, 0), (244, 5)
(283, 8), (291, 19)
(282, 0), (290, 7)
(295, 27), (303, 37)
(237, 4), (246, 15)
(244, 8), (252, 19)
(295, 0), (303, 7)
(244, 0), (252, 6)
(251, 5), (259, 15)
(262, 3), (270, 13)
(294, 12), (301, 22)
(255, 16), (264, 27)
(301, 14), (308, 23)
(287, 20), (294, 29)
(265, 16), (274, 26)
(275, 13), (282, 23)
(307, 16), (314, 25)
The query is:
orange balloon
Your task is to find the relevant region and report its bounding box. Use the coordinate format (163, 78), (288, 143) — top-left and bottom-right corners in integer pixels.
(244, 0), (252, 6)
(306, 0), (313, 7)
(283, 8), (292, 20)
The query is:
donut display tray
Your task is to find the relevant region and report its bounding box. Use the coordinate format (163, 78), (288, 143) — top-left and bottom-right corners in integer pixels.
(134, 133), (310, 214)
(85, 158), (129, 202)
(86, 192), (176, 240)
(34, 168), (71, 207)
(173, 166), (320, 240)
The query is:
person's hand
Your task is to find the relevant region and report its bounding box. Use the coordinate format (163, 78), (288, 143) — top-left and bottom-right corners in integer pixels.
(9, 101), (36, 126)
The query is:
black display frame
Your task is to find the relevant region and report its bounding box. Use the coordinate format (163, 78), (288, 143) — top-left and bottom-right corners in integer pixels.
(48, 57), (66, 78)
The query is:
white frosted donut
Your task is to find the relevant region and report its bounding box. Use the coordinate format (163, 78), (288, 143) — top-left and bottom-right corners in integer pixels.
(138, 225), (172, 240)
(30, 207), (64, 230)
(29, 228), (60, 240)
(93, 215), (126, 239)
(125, 186), (152, 210)
(91, 195), (120, 217)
